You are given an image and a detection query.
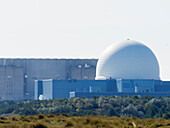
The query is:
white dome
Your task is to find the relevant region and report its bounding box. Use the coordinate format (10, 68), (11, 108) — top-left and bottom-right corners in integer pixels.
(96, 40), (160, 80)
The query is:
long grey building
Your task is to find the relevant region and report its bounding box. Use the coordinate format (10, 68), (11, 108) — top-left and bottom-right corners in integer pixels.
(0, 59), (97, 100)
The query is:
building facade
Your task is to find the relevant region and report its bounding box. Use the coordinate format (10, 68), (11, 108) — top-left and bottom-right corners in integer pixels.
(0, 59), (97, 100)
(34, 79), (115, 100)
(34, 79), (170, 99)
(0, 66), (24, 100)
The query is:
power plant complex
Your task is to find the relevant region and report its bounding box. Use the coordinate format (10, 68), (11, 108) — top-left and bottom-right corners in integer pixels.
(0, 40), (170, 101)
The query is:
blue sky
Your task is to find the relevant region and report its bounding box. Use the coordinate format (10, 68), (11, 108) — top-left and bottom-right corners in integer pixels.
(0, 0), (170, 80)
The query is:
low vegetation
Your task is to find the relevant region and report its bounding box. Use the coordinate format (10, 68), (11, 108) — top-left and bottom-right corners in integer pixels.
(0, 96), (170, 119)
(0, 114), (170, 128)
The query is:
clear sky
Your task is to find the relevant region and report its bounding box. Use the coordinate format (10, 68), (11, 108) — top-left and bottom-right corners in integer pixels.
(0, 0), (170, 80)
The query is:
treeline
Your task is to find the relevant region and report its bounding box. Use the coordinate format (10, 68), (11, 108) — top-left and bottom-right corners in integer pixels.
(0, 95), (170, 119)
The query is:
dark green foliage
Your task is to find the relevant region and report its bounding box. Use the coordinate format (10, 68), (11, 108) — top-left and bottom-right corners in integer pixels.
(0, 96), (169, 119)
(163, 113), (170, 119)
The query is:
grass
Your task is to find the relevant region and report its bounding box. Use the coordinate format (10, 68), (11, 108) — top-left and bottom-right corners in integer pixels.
(0, 114), (169, 128)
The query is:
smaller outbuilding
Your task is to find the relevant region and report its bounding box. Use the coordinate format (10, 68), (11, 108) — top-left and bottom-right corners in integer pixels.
(34, 79), (117, 100)
(34, 79), (170, 99)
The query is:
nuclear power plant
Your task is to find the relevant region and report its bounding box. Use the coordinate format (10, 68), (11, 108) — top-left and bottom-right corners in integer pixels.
(0, 40), (170, 101)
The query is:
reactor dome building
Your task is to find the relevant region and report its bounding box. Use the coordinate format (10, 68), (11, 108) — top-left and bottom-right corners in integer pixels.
(34, 39), (170, 100)
(96, 40), (160, 80)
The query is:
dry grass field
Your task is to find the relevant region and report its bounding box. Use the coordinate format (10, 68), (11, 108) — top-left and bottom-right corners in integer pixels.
(0, 114), (169, 128)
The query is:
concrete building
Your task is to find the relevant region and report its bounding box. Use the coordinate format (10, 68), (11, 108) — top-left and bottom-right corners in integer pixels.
(0, 59), (97, 100)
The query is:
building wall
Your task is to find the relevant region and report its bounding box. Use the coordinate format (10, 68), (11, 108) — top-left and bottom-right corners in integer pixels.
(154, 85), (170, 92)
(34, 80), (43, 100)
(71, 67), (96, 80)
(106, 80), (117, 92)
(0, 66), (24, 101)
(134, 80), (154, 93)
(154, 80), (170, 92)
(34, 80), (38, 100)
(35, 80), (109, 99)
(162, 81), (170, 86)
(52, 80), (108, 98)
(34, 79), (118, 99)
(43, 80), (53, 99)
(71, 92), (170, 98)
(116, 79), (154, 93)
